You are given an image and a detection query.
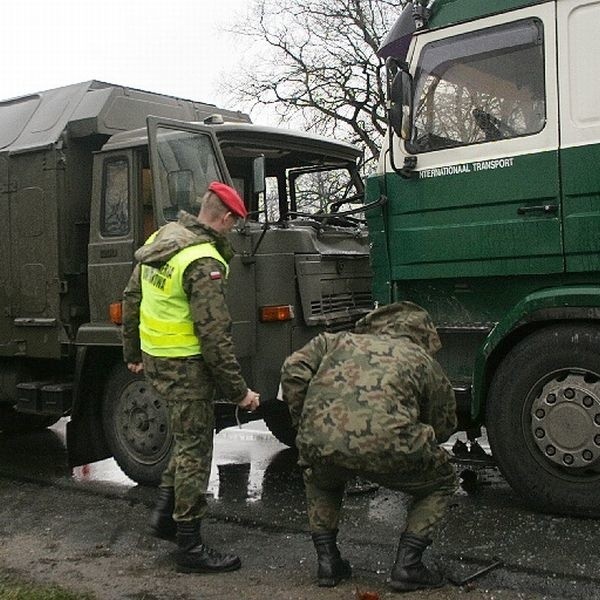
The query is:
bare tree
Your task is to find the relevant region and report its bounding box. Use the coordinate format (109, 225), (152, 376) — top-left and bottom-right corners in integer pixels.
(225, 0), (406, 165)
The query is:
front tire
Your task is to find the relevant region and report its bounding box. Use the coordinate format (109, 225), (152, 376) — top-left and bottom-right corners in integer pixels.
(486, 324), (600, 516)
(102, 363), (172, 486)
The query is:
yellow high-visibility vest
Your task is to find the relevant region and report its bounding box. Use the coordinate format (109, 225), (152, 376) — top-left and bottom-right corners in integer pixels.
(139, 242), (228, 357)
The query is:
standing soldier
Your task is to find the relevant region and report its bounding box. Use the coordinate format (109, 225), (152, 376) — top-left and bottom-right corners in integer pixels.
(122, 181), (260, 573)
(280, 302), (457, 591)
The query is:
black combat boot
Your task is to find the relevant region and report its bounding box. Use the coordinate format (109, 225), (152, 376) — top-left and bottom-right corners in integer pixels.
(149, 487), (176, 542)
(175, 520), (241, 573)
(389, 532), (444, 592)
(311, 530), (352, 587)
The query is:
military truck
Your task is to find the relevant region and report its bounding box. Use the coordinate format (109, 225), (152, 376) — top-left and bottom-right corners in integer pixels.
(372, 0), (600, 516)
(0, 80), (373, 485)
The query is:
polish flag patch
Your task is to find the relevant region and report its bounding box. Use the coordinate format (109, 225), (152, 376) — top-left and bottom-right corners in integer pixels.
(209, 271), (222, 280)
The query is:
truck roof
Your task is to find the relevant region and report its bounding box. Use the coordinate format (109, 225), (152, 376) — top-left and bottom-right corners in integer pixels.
(379, 0), (547, 59)
(429, 0), (547, 29)
(102, 121), (362, 162)
(0, 80), (250, 155)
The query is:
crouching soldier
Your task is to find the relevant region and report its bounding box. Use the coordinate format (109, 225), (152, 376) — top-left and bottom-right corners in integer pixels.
(280, 302), (458, 592)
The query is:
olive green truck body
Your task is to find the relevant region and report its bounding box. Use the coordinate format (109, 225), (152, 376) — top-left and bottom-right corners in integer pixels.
(0, 81), (372, 484)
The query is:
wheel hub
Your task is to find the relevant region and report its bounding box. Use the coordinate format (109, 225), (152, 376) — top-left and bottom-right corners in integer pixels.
(531, 374), (600, 468)
(119, 382), (170, 462)
(132, 408), (150, 432)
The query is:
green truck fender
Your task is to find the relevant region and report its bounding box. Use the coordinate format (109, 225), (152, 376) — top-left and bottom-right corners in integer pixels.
(471, 286), (600, 422)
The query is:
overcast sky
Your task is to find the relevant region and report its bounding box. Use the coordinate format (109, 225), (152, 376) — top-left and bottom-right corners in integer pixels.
(1, 0), (265, 119)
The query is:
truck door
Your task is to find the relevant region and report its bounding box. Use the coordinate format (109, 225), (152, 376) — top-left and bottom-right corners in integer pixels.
(146, 117), (230, 223)
(88, 150), (137, 324)
(146, 117), (257, 387)
(391, 3), (561, 284)
(557, 0), (600, 272)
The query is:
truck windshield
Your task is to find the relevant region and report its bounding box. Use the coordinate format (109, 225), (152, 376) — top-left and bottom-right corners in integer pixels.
(217, 135), (363, 225)
(290, 166), (360, 215)
(408, 18), (546, 153)
(258, 165), (362, 224)
(153, 127), (223, 220)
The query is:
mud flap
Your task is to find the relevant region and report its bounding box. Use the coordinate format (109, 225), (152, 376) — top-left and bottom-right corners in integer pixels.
(66, 416), (111, 468)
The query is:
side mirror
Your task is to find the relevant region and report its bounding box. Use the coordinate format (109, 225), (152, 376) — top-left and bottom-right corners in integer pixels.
(386, 59), (414, 141)
(253, 155), (266, 195)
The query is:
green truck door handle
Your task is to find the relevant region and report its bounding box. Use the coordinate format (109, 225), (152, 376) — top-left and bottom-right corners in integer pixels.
(517, 204), (558, 215)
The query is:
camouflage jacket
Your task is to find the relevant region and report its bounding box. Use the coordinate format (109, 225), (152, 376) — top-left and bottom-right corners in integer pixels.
(122, 211), (248, 403)
(280, 302), (457, 472)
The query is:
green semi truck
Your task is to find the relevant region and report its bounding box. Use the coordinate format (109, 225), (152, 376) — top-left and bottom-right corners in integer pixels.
(0, 81), (373, 485)
(373, 0), (600, 515)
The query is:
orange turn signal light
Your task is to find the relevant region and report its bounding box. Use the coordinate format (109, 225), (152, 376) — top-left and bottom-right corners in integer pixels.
(259, 305), (294, 323)
(109, 301), (123, 326)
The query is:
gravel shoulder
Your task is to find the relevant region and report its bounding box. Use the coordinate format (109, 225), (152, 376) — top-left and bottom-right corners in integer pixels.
(0, 478), (557, 600)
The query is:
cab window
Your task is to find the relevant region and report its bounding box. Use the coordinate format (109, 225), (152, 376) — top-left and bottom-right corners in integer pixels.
(258, 176), (281, 222)
(154, 128), (222, 221)
(409, 18), (545, 153)
(101, 157), (130, 237)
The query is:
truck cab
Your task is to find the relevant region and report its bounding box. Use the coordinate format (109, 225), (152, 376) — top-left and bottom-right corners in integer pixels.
(80, 117), (372, 483)
(371, 0), (600, 515)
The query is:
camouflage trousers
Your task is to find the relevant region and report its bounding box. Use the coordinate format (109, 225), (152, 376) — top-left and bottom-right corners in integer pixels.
(143, 353), (215, 522)
(303, 457), (458, 538)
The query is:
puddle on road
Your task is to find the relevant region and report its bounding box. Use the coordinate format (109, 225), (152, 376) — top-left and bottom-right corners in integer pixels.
(207, 426), (291, 501)
(4, 419), (296, 504)
(0, 418), (504, 528)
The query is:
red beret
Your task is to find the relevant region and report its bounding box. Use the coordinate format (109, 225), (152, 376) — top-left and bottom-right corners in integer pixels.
(208, 182), (248, 218)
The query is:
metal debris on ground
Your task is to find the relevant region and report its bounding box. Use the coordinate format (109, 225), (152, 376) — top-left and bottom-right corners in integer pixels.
(448, 559), (503, 586)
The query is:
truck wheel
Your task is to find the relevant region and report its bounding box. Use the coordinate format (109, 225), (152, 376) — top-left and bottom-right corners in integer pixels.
(102, 363), (172, 486)
(262, 399), (297, 447)
(0, 405), (59, 434)
(486, 324), (600, 516)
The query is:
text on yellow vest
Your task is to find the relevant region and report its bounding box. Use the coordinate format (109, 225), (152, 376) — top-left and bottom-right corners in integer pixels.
(140, 242), (228, 357)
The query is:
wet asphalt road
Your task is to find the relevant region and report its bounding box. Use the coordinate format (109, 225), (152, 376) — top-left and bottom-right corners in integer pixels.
(0, 419), (599, 599)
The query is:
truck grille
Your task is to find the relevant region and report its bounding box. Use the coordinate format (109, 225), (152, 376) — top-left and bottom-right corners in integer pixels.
(296, 255), (373, 327)
(311, 291), (373, 316)
(319, 291), (373, 332)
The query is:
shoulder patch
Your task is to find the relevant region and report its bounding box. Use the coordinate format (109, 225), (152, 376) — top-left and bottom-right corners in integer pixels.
(209, 271), (222, 280)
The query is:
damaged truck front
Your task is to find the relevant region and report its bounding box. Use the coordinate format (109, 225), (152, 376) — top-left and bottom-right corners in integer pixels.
(0, 81), (373, 484)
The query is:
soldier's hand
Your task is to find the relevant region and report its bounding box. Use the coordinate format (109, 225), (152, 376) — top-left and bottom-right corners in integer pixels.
(238, 389), (260, 412)
(127, 362), (144, 374)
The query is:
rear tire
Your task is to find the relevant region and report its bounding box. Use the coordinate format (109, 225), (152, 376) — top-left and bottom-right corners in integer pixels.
(486, 324), (600, 516)
(102, 363), (172, 486)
